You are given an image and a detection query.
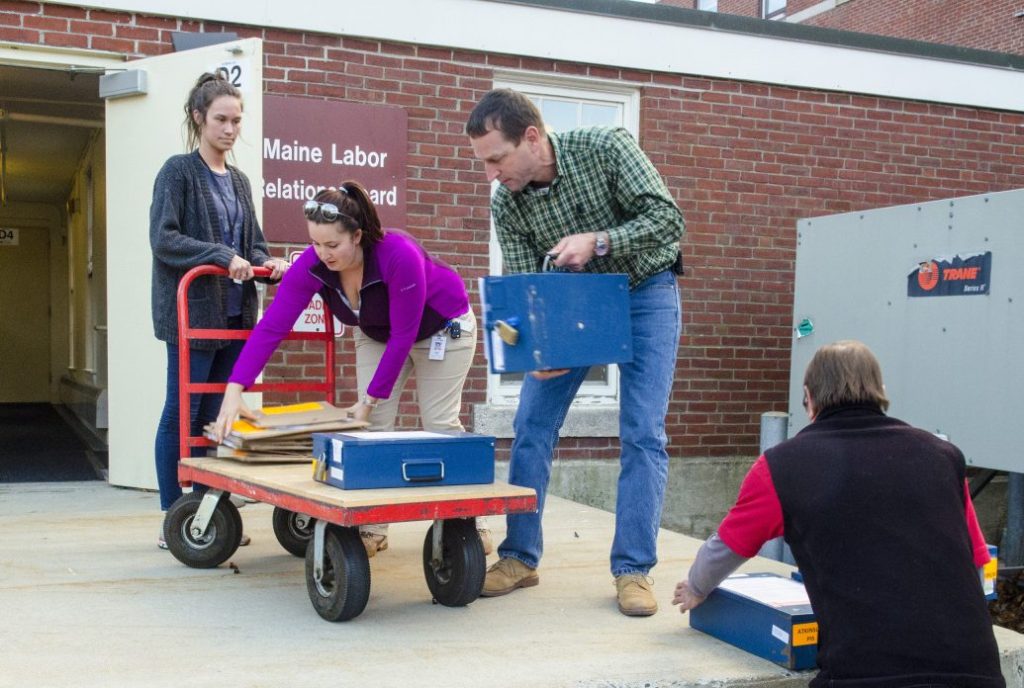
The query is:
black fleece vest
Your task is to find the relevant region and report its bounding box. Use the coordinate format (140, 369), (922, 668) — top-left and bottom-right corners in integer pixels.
(765, 405), (1003, 687)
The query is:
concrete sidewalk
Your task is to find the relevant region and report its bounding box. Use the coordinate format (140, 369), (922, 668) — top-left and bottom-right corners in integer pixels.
(2, 481), (1022, 688)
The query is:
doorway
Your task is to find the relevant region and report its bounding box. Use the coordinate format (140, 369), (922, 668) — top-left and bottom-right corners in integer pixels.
(0, 62), (107, 481)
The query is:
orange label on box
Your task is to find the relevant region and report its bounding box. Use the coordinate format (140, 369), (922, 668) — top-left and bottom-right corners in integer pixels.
(984, 558), (998, 580)
(793, 622), (818, 646)
(262, 402), (324, 415)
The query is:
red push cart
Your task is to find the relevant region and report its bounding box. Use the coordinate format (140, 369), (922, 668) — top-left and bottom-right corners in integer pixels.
(162, 265), (537, 621)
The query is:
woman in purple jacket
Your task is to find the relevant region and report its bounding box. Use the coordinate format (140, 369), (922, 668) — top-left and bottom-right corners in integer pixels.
(212, 182), (486, 557)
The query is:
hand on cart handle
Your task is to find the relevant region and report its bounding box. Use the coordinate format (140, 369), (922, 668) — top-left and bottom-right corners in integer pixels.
(227, 255), (254, 281)
(262, 257), (289, 281)
(212, 382), (262, 443)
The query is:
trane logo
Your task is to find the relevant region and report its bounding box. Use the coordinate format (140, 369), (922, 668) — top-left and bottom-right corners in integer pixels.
(917, 262), (982, 291)
(943, 267), (980, 281)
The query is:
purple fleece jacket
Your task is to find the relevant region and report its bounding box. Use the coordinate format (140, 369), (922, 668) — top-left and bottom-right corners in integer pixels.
(229, 230), (469, 399)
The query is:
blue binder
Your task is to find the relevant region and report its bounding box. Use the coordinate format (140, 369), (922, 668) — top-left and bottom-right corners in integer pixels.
(689, 572), (818, 670)
(312, 430), (495, 490)
(478, 272), (632, 374)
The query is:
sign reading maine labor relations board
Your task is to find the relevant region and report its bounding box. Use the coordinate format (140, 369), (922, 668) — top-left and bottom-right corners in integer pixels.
(261, 95), (407, 243)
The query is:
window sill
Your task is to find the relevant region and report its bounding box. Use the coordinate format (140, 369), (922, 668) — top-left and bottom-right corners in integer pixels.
(472, 402), (619, 439)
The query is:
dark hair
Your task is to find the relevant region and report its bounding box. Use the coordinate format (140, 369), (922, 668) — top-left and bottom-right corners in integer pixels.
(183, 72), (242, 151)
(308, 181), (384, 248)
(804, 340), (890, 413)
(465, 88), (544, 145)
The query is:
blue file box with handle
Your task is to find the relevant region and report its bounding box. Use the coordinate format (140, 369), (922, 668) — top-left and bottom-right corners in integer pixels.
(689, 572), (818, 670)
(478, 272), (632, 374)
(312, 430), (495, 490)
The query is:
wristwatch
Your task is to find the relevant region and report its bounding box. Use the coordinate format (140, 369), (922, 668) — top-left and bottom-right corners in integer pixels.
(362, 395), (379, 408)
(594, 231), (610, 257)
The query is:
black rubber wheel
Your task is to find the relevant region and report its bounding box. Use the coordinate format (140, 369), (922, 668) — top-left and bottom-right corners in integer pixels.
(305, 526), (370, 622)
(422, 519), (485, 607)
(164, 491), (242, 569)
(273, 507), (315, 558)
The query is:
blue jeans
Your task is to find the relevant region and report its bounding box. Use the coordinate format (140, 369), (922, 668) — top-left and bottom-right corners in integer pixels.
(154, 333), (244, 511)
(499, 270), (682, 576)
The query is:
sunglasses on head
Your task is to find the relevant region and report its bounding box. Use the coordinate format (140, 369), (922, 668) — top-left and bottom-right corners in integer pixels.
(303, 200), (343, 222)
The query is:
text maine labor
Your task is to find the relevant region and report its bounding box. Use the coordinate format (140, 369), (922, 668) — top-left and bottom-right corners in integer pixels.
(264, 138), (389, 168)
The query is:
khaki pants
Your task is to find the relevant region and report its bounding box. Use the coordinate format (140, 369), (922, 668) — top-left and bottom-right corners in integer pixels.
(353, 309), (477, 432)
(354, 310), (481, 536)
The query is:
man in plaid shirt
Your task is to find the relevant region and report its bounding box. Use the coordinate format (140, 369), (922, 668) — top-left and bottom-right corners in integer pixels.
(467, 88), (685, 616)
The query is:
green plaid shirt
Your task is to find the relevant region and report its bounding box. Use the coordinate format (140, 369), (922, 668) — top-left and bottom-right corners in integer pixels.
(491, 126), (684, 288)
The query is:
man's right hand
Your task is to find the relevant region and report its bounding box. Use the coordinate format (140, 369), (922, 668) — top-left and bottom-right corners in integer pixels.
(531, 369), (570, 380)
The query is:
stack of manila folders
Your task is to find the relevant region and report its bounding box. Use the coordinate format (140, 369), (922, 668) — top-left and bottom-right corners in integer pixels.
(204, 401), (368, 463)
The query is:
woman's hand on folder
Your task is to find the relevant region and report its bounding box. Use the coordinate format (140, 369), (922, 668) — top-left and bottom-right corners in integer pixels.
(212, 383), (260, 443)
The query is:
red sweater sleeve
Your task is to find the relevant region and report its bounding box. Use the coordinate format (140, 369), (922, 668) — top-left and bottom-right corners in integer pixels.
(963, 479), (990, 568)
(717, 455), (785, 558)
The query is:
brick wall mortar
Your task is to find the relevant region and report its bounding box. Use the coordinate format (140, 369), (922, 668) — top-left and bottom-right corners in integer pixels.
(6, 3), (1024, 458)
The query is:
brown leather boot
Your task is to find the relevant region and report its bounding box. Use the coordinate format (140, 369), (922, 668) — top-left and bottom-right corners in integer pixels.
(615, 573), (658, 616)
(481, 557), (538, 597)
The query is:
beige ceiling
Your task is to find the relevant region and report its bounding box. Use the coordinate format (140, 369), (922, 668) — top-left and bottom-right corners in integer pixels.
(1, 64), (103, 207)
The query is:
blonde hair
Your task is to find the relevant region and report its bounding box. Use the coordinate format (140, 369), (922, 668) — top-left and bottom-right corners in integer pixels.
(803, 340), (890, 413)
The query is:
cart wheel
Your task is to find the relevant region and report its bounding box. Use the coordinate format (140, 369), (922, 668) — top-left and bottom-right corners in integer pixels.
(422, 519), (485, 607)
(305, 526), (370, 622)
(273, 507), (315, 558)
(164, 492), (242, 569)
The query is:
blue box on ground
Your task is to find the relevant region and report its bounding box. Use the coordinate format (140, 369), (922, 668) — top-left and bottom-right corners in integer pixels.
(312, 430), (495, 490)
(478, 272), (632, 374)
(689, 572), (818, 670)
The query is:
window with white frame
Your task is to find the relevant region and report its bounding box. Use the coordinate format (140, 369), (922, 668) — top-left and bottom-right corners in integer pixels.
(697, 0), (718, 11)
(486, 75), (640, 406)
(763, 0), (786, 19)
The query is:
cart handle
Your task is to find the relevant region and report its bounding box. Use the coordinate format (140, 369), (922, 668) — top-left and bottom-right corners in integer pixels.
(176, 264), (337, 462)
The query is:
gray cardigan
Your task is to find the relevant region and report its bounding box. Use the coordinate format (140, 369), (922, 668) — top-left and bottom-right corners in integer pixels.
(149, 151), (273, 349)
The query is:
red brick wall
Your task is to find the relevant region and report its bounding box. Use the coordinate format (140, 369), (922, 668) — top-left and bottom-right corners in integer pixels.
(798, 0), (1024, 55)
(5, 1), (1024, 460)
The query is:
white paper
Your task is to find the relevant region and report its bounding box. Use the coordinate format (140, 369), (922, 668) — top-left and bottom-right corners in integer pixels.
(771, 625), (790, 644)
(341, 430), (451, 440)
(718, 574), (811, 608)
(489, 329), (506, 371)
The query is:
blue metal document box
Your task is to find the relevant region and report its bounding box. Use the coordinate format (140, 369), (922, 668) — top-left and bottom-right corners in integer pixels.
(689, 572), (818, 670)
(312, 430), (495, 490)
(478, 273), (632, 374)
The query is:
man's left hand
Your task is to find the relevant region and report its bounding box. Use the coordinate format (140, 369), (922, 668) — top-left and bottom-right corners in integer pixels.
(549, 232), (598, 271)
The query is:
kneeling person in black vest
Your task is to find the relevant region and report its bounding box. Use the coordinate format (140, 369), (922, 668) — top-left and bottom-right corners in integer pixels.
(673, 340), (1003, 687)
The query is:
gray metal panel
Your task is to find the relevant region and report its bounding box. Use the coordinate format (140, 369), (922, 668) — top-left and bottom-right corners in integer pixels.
(790, 189), (1023, 472)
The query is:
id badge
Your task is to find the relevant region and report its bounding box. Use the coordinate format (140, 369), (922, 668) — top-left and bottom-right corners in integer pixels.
(429, 332), (447, 361)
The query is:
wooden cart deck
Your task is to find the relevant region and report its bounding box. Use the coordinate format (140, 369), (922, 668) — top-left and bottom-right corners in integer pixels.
(180, 457), (537, 527)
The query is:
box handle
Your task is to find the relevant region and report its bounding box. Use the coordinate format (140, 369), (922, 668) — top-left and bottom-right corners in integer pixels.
(401, 459), (445, 483)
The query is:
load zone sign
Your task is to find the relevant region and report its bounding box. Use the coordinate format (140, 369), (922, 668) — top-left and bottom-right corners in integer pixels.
(908, 251), (991, 297)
